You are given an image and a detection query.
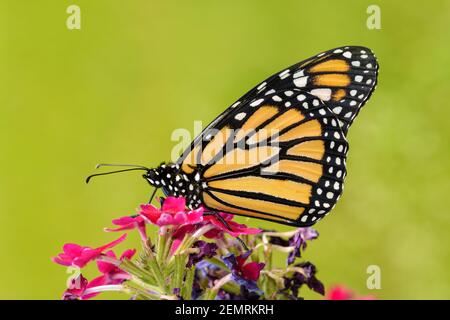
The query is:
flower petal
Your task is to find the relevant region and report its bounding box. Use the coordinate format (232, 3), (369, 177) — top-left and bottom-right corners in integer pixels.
(157, 213), (174, 226)
(241, 262), (265, 281)
(120, 249), (136, 261)
(96, 234), (128, 252)
(162, 196), (186, 213)
(139, 204), (161, 224)
(97, 250), (117, 274)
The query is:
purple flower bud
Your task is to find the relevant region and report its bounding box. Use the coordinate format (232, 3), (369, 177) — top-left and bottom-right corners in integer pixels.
(287, 228), (319, 265)
(222, 251), (265, 292)
(281, 261), (324, 299)
(172, 287), (182, 299)
(187, 241), (218, 268)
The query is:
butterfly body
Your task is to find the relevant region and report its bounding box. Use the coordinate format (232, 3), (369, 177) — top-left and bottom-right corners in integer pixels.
(144, 46), (378, 227)
(144, 163), (204, 209)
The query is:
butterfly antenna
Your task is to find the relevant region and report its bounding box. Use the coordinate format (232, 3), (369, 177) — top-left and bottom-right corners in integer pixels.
(95, 163), (150, 170)
(86, 168), (148, 184)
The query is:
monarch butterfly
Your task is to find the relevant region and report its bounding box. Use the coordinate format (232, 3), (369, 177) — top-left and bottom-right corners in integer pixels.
(89, 46), (378, 227)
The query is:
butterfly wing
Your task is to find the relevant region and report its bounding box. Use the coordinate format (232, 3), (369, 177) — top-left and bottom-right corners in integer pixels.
(282, 46), (379, 134)
(176, 46), (377, 226)
(232, 45), (378, 135)
(178, 90), (348, 226)
(180, 45), (377, 161)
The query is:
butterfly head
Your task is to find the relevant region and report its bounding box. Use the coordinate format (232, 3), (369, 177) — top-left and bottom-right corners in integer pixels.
(143, 163), (203, 208)
(143, 163), (178, 188)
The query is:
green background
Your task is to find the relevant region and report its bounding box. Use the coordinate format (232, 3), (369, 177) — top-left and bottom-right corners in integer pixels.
(1, 0), (449, 299)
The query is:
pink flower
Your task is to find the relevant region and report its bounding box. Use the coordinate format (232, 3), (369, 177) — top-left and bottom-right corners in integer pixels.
(203, 213), (262, 238)
(326, 285), (376, 300)
(140, 197), (203, 227)
(105, 215), (147, 242)
(105, 216), (145, 232)
(62, 274), (89, 300)
(52, 234), (127, 268)
(62, 274), (105, 300)
(167, 211), (262, 253)
(61, 249), (135, 300)
(96, 249), (136, 284)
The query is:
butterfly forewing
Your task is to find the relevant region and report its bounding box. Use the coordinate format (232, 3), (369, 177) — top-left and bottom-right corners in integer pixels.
(176, 46), (377, 226)
(287, 46), (378, 134)
(242, 46), (378, 135)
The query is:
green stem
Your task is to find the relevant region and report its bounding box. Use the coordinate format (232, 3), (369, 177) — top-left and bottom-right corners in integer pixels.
(146, 252), (168, 292)
(157, 232), (169, 264)
(205, 257), (228, 270)
(202, 289), (217, 300)
(168, 225), (215, 267)
(120, 259), (157, 285)
(201, 274), (232, 300)
(264, 244), (273, 270)
(172, 254), (186, 292)
(130, 276), (164, 294)
(123, 282), (163, 300)
(221, 281), (241, 295)
(181, 267), (195, 300)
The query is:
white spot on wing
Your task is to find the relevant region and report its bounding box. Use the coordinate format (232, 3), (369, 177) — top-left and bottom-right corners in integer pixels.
(279, 69), (290, 78)
(257, 82), (267, 90)
(231, 101), (240, 108)
(332, 106), (342, 114)
(294, 76), (308, 87)
(310, 88), (332, 101)
(284, 91), (294, 96)
(272, 95), (282, 102)
(293, 70), (304, 78)
(265, 89), (275, 96)
(250, 98), (264, 107)
(235, 112), (246, 121)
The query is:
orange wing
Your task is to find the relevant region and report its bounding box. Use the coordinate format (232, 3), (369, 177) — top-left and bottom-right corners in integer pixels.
(196, 91), (348, 226)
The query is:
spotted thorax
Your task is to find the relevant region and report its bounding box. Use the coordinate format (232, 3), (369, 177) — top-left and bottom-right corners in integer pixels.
(144, 163), (204, 209)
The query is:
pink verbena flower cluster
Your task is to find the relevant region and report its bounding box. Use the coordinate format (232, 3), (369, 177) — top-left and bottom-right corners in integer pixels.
(53, 196), (336, 300)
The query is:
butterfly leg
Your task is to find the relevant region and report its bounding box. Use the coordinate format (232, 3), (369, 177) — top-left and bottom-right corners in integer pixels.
(148, 188), (157, 204)
(203, 211), (249, 251)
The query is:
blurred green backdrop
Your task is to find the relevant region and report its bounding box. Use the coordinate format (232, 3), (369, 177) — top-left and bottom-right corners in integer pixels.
(0, 0), (449, 299)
